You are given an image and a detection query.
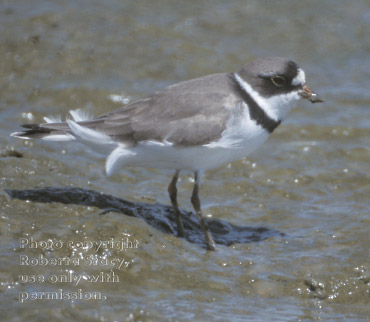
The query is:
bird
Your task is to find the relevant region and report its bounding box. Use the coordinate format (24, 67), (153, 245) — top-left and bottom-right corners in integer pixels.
(11, 57), (323, 250)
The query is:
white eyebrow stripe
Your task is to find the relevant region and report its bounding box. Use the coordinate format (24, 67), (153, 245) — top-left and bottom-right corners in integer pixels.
(292, 68), (305, 86)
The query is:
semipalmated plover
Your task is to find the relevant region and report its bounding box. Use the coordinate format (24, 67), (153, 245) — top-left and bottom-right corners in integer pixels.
(12, 57), (323, 250)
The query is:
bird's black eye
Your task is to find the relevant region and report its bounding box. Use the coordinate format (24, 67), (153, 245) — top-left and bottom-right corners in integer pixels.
(271, 75), (286, 87)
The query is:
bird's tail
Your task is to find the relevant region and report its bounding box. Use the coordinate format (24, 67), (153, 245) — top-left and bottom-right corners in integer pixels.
(10, 109), (105, 142)
(11, 121), (75, 141)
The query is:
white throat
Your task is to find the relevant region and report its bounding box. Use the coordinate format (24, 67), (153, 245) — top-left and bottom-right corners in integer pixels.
(234, 73), (301, 121)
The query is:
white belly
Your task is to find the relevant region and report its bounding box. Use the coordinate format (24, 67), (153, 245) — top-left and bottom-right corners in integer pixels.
(105, 111), (270, 174)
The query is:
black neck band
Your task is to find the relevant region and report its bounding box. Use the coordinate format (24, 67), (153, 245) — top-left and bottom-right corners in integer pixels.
(231, 74), (281, 133)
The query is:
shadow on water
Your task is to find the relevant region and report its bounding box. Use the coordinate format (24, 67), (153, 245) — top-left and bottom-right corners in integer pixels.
(5, 187), (284, 248)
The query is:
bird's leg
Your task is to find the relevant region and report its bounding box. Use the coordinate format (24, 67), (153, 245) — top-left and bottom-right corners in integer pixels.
(191, 171), (216, 250)
(168, 170), (185, 237)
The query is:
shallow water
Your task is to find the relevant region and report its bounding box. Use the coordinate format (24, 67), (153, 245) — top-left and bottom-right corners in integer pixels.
(1, 0), (370, 321)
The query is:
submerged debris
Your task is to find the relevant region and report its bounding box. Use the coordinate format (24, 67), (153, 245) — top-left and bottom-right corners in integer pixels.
(1, 148), (23, 158)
